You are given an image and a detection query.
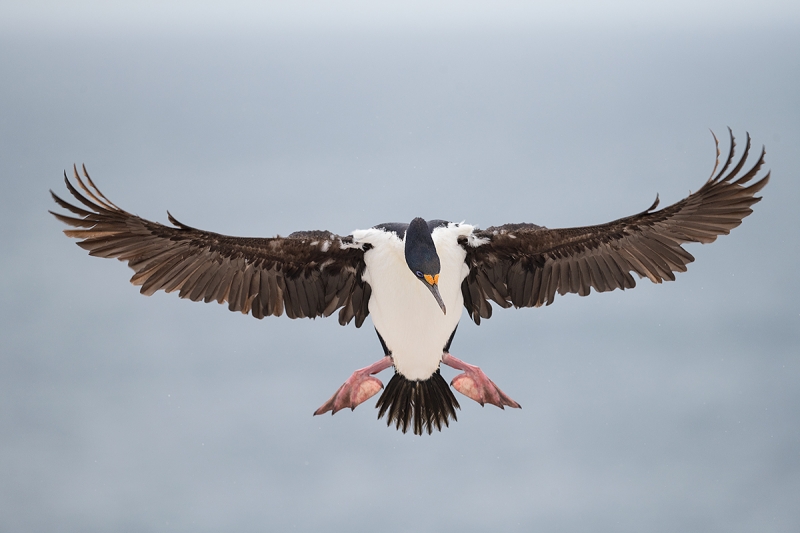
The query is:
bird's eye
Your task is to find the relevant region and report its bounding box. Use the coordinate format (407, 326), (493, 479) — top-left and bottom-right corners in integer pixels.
(415, 271), (423, 278)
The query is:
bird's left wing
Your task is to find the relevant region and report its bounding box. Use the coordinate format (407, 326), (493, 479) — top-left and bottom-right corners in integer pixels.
(460, 131), (769, 324)
(50, 166), (372, 326)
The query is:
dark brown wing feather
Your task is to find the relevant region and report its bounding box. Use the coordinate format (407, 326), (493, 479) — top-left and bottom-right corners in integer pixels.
(50, 165), (371, 327)
(461, 130), (770, 324)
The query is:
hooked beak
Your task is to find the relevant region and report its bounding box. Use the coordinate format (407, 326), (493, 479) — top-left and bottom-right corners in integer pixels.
(426, 283), (447, 315)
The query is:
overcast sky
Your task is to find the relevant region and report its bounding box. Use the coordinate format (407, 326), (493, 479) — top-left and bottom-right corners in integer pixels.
(1, 2), (798, 532)
(4, 0), (800, 33)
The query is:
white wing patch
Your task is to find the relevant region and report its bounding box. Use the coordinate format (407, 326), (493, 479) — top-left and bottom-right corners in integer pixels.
(338, 237), (366, 250)
(467, 234), (490, 247)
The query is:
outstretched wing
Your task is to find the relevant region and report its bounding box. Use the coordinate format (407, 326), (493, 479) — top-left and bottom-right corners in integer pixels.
(461, 130), (770, 324)
(50, 166), (372, 326)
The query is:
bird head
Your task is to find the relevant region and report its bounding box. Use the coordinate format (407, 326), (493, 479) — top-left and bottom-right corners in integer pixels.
(404, 217), (446, 315)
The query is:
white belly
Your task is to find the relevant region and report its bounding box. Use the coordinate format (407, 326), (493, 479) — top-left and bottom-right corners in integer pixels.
(354, 223), (474, 380)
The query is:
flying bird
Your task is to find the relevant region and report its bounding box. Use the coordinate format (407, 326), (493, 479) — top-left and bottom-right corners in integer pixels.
(51, 130), (769, 435)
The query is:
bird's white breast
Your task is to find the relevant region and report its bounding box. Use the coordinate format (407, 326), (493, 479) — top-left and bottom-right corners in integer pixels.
(353, 223), (474, 380)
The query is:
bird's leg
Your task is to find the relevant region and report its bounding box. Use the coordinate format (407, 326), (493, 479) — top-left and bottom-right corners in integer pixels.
(442, 352), (521, 409)
(313, 355), (393, 416)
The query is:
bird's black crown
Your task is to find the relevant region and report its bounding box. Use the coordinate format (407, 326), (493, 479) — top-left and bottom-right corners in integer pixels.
(404, 217), (440, 276)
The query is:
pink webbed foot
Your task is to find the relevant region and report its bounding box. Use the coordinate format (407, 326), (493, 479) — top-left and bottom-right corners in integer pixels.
(313, 356), (393, 416)
(442, 352), (521, 409)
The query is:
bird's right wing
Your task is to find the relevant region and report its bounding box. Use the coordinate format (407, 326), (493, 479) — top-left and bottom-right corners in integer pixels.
(460, 131), (769, 324)
(51, 166), (372, 326)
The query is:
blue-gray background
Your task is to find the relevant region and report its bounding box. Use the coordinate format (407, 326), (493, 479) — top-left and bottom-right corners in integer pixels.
(1, 2), (798, 532)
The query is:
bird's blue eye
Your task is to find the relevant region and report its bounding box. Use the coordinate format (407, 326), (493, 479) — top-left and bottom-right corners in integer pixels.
(415, 271), (423, 278)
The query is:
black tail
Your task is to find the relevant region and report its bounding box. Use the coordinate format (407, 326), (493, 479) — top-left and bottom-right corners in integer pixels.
(376, 370), (460, 435)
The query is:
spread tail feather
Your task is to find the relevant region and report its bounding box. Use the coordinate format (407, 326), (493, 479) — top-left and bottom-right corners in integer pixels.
(376, 370), (460, 435)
